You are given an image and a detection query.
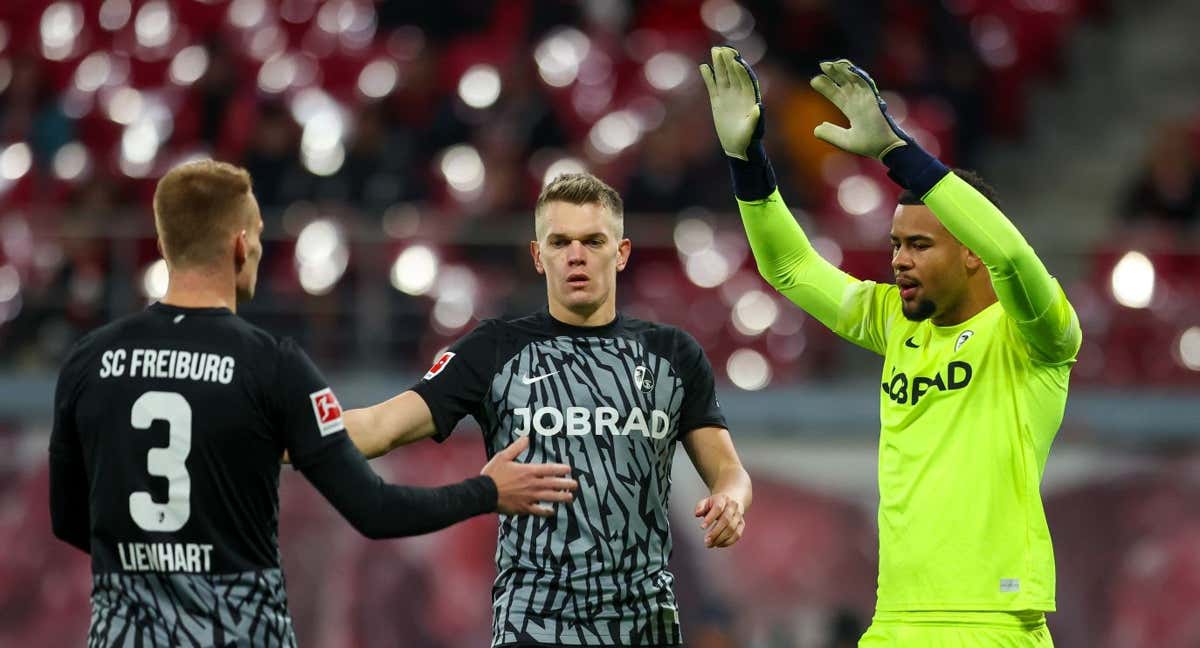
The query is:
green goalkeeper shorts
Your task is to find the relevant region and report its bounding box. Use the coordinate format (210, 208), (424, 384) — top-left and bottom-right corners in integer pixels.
(859, 611), (1053, 647)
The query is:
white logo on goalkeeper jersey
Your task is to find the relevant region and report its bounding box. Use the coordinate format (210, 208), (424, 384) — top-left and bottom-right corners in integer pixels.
(999, 578), (1020, 593)
(955, 330), (975, 352)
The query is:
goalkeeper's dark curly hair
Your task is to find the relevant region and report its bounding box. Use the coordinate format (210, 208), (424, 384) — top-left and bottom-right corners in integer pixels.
(897, 169), (1000, 208)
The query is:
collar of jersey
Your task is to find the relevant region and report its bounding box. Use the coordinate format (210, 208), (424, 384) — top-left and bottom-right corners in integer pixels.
(927, 300), (1001, 337)
(539, 309), (622, 337)
(150, 301), (234, 317)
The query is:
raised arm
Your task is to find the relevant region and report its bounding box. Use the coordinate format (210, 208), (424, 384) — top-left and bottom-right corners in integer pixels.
(701, 47), (897, 355)
(920, 173), (1080, 362)
(810, 59), (1081, 363)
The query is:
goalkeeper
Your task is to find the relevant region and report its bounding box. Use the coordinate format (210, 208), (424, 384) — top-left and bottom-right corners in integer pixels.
(701, 48), (1080, 646)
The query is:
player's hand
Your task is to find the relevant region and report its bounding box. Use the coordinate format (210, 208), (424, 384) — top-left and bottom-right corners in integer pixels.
(695, 493), (746, 548)
(700, 46), (764, 161)
(482, 435), (577, 517)
(810, 59), (911, 160)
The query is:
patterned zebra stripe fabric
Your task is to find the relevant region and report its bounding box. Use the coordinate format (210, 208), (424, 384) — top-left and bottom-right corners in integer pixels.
(89, 570), (295, 647)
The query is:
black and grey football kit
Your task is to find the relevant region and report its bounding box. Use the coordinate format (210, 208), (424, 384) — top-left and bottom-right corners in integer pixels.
(50, 303), (497, 647)
(412, 311), (727, 647)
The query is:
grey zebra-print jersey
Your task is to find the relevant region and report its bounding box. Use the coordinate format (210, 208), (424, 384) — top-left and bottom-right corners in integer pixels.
(89, 570), (294, 647)
(412, 311), (726, 647)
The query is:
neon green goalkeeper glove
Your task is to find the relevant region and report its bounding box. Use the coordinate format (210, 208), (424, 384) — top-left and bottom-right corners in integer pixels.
(699, 46), (763, 161)
(810, 59), (911, 160)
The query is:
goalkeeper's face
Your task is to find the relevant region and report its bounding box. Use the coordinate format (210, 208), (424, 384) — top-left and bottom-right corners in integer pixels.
(890, 204), (980, 323)
(531, 201), (630, 317)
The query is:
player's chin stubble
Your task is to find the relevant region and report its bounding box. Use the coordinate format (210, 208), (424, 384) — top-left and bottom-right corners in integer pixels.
(902, 299), (937, 322)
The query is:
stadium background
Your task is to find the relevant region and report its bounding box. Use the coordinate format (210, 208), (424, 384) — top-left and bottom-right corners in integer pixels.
(0, 0), (1197, 646)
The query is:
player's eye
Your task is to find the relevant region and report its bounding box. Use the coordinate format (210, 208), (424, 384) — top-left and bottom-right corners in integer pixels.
(587, 238), (603, 247)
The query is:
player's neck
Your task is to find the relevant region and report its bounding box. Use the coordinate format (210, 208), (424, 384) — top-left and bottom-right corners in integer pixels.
(932, 285), (997, 326)
(548, 299), (616, 327)
(162, 268), (238, 313)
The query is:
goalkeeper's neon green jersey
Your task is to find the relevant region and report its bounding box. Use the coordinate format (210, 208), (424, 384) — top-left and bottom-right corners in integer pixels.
(736, 173), (1081, 612)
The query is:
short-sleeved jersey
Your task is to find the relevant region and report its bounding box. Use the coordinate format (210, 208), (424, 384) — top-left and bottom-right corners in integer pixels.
(411, 311), (726, 647)
(50, 303), (348, 647)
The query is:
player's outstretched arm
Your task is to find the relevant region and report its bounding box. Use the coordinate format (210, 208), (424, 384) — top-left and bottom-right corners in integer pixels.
(683, 427), (751, 549)
(299, 435), (576, 539)
(701, 47), (893, 355)
(811, 60), (1081, 362)
(342, 390), (438, 459)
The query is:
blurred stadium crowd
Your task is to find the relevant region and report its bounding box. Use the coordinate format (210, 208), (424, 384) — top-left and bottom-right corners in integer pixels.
(0, 0), (1195, 387)
(0, 1), (1197, 647)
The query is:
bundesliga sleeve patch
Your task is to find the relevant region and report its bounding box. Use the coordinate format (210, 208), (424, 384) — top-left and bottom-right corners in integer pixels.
(309, 387), (345, 436)
(423, 351), (456, 380)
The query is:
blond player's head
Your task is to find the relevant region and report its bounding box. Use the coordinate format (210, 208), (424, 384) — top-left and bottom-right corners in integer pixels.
(530, 173), (631, 322)
(153, 159), (264, 302)
(890, 169), (1000, 324)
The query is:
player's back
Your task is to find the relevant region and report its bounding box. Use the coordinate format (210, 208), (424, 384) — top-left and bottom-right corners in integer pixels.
(56, 303), (311, 647)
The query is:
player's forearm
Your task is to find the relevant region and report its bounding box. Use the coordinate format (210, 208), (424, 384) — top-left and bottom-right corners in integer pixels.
(342, 407), (392, 459)
(344, 391), (436, 459)
(732, 148), (855, 330)
(300, 437), (497, 539)
(708, 463), (753, 512)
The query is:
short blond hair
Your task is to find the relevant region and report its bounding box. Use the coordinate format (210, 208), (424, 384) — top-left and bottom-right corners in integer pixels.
(535, 173), (624, 240)
(153, 159), (254, 268)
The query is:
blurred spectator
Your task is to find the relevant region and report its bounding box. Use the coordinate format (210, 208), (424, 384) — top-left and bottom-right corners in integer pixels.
(624, 99), (729, 213)
(241, 101), (309, 211)
(2, 177), (122, 366)
(318, 101), (426, 211)
(1121, 119), (1200, 234)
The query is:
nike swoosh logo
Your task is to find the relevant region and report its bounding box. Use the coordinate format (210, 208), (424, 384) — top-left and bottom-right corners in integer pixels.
(904, 336), (920, 349)
(521, 371), (559, 385)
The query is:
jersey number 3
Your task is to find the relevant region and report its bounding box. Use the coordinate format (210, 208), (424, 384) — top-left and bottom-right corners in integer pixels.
(129, 391), (192, 532)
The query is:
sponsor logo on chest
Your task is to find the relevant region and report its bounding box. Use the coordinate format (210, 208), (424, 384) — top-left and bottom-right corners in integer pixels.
(882, 360), (974, 406)
(513, 406), (671, 439)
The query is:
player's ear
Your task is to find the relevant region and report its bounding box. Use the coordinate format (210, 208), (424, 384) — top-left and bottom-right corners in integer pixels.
(616, 238), (631, 272)
(963, 246), (984, 273)
(530, 240), (545, 275)
(234, 229), (248, 270)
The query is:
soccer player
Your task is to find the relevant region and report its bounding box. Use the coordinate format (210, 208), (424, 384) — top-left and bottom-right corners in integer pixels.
(701, 48), (1080, 646)
(340, 172), (753, 647)
(48, 160), (578, 647)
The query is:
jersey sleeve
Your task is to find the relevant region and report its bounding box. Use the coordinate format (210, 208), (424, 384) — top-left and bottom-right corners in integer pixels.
(298, 435), (496, 539)
(675, 330), (728, 434)
(49, 340), (93, 552)
(921, 174), (1082, 364)
(270, 338), (349, 469)
(737, 188), (900, 355)
(409, 321), (498, 442)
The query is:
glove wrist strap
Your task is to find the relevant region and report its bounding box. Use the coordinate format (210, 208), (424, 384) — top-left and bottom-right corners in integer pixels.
(727, 140), (777, 202)
(882, 143), (949, 199)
